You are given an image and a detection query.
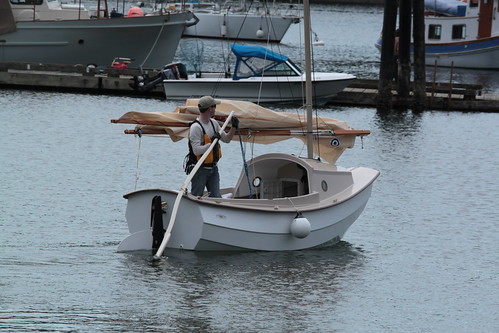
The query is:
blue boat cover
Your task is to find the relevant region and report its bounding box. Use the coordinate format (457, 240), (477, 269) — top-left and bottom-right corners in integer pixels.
(231, 44), (288, 63)
(230, 44), (290, 80)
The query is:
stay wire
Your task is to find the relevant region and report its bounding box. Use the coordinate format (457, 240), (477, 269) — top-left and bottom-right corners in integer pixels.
(237, 128), (252, 198)
(140, 18), (166, 68)
(134, 135), (142, 190)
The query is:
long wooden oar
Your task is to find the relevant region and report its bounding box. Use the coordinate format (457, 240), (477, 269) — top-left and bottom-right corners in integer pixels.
(153, 111), (235, 259)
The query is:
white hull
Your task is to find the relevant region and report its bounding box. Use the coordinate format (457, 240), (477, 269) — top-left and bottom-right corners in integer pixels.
(162, 73), (355, 104)
(183, 12), (297, 42)
(118, 154), (379, 252)
(0, 13), (192, 68)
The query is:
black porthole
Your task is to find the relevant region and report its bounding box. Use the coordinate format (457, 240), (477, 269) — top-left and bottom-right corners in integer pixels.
(321, 180), (328, 192)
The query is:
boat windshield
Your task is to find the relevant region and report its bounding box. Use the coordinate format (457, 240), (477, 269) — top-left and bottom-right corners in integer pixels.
(10, 0), (43, 4)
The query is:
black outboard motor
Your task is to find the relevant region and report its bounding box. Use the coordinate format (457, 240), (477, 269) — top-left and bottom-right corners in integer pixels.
(151, 196), (166, 251)
(130, 63), (188, 92)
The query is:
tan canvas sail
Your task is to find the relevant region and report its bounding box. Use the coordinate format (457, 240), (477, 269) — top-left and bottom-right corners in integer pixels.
(112, 99), (370, 164)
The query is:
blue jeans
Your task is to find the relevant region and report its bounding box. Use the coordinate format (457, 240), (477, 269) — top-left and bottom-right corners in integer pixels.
(190, 166), (221, 198)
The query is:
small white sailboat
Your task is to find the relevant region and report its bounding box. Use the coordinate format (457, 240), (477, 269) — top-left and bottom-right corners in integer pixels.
(112, 0), (378, 254)
(111, 99), (379, 252)
(0, 0), (193, 68)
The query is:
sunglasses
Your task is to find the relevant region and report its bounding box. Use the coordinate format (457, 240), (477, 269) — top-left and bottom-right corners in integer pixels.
(210, 104), (217, 108)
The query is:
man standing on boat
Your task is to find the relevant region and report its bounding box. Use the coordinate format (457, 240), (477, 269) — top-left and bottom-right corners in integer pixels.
(188, 96), (239, 197)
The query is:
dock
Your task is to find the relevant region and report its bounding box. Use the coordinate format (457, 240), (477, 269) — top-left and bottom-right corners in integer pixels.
(1, 62), (498, 112)
(0, 62), (164, 98)
(331, 79), (499, 112)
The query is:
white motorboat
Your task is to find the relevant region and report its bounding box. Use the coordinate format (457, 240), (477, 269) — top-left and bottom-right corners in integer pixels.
(151, 44), (355, 105)
(174, 1), (300, 42)
(111, 98), (379, 252)
(112, 0), (378, 254)
(0, 0), (193, 68)
(375, 0), (499, 69)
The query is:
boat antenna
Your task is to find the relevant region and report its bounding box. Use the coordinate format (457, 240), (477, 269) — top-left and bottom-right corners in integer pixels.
(303, 0), (313, 159)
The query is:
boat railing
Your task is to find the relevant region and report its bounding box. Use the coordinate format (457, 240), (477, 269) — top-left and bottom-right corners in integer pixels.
(199, 191), (321, 208)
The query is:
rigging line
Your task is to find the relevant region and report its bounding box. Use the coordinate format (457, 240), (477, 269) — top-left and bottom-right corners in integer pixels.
(237, 129), (252, 198)
(134, 135), (142, 190)
(286, 197), (301, 214)
(140, 17), (167, 68)
(234, 0), (254, 40)
(212, 41), (230, 96)
(262, 0), (281, 43)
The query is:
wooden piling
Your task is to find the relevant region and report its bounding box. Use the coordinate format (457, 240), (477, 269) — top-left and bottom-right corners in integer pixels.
(412, 0), (427, 112)
(377, 0), (398, 112)
(397, 0), (412, 98)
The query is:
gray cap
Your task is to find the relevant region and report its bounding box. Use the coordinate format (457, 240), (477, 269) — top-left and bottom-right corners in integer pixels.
(198, 96), (221, 110)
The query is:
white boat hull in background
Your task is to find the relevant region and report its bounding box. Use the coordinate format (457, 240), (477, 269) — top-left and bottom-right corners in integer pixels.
(162, 73), (355, 104)
(183, 12), (298, 42)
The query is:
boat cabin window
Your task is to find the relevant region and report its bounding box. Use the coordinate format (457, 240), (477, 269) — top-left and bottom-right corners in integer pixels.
(236, 57), (275, 78)
(452, 25), (466, 39)
(469, 0), (478, 7)
(262, 62), (300, 77)
(428, 25), (442, 40)
(10, 0), (43, 4)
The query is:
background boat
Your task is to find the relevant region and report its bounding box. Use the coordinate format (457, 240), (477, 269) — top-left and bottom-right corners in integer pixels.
(133, 43), (354, 104)
(374, 0), (499, 69)
(0, 0), (193, 68)
(175, 1), (301, 42)
(423, 0), (499, 69)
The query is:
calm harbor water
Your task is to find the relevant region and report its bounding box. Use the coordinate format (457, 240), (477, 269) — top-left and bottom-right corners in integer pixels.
(1, 3), (499, 333)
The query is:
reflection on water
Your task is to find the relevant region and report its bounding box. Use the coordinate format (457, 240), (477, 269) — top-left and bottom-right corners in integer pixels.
(115, 242), (365, 332)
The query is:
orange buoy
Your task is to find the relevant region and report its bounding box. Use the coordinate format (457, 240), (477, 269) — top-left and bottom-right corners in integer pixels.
(127, 7), (145, 17)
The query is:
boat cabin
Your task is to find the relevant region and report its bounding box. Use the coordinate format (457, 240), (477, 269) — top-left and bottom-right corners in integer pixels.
(9, 0), (91, 21)
(231, 153), (353, 201)
(424, 0), (499, 44)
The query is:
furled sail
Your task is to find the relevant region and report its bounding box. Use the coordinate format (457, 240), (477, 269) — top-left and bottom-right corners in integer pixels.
(112, 99), (370, 164)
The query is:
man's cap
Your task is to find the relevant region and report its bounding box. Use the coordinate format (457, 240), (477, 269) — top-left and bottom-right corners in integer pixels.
(198, 96), (221, 110)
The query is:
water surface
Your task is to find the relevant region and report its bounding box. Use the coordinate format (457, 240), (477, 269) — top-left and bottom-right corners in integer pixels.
(1, 3), (498, 332)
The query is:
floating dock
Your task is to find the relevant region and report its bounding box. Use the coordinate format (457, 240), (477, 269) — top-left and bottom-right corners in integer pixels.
(331, 79), (499, 112)
(1, 62), (498, 112)
(0, 62), (164, 97)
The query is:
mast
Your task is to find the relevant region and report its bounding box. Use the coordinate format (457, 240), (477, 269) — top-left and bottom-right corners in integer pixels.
(303, 0), (313, 159)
